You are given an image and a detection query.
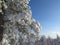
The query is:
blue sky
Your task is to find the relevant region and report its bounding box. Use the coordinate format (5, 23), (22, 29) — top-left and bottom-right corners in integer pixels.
(29, 0), (60, 38)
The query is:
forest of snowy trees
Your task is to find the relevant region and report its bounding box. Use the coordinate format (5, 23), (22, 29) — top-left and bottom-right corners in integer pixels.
(35, 35), (60, 45)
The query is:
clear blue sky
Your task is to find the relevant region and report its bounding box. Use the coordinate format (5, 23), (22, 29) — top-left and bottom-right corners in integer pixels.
(29, 0), (60, 38)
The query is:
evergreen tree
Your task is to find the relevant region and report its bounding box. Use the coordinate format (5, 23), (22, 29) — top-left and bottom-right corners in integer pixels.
(0, 0), (41, 45)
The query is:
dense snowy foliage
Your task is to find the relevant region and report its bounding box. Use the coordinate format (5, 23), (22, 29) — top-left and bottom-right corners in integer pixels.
(0, 0), (41, 45)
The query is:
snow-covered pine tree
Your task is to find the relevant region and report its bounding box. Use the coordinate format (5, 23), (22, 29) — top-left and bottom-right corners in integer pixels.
(0, 0), (41, 45)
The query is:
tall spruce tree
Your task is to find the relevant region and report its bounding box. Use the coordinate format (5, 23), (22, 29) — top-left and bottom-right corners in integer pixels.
(0, 0), (41, 45)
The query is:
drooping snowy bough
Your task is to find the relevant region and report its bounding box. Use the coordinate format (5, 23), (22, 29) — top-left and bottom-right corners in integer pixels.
(0, 0), (41, 45)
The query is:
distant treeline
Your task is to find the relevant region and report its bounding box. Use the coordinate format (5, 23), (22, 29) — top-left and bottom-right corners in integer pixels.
(35, 35), (60, 45)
